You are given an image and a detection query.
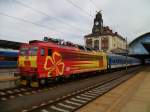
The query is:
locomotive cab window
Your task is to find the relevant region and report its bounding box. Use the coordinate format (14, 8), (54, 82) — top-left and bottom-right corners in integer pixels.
(48, 49), (52, 56)
(40, 48), (45, 56)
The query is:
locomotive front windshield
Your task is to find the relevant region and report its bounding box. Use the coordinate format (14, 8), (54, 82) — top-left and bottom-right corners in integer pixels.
(29, 47), (38, 56)
(20, 47), (38, 56)
(20, 47), (28, 56)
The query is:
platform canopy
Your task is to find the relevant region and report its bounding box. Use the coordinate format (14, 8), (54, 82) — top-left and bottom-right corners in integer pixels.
(128, 32), (150, 60)
(129, 32), (150, 54)
(0, 39), (24, 50)
(142, 42), (150, 54)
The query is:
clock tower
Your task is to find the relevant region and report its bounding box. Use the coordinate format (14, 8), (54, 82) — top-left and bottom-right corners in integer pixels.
(85, 11), (126, 53)
(92, 11), (103, 34)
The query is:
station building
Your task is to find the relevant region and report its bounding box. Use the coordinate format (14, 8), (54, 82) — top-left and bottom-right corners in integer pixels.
(84, 12), (126, 53)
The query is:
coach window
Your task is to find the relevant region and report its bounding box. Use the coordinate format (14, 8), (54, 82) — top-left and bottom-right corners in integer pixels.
(48, 49), (52, 56)
(40, 48), (45, 56)
(114, 60), (116, 63)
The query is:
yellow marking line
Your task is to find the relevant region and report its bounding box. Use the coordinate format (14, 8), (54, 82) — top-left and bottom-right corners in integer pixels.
(0, 76), (20, 82)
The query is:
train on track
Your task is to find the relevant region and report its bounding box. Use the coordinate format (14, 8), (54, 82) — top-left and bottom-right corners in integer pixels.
(18, 37), (141, 87)
(0, 49), (18, 68)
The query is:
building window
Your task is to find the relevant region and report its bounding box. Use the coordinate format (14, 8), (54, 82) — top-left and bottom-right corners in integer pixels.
(86, 39), (92, 48)
(101, 37), (108, 51)
(94, 40), (99, 50)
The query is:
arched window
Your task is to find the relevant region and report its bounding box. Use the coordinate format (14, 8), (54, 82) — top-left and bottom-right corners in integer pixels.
(86, 39), (92, 48)
(94, 40), (99, 50)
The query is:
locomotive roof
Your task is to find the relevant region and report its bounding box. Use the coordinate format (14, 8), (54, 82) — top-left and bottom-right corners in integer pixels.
(29, 41), (79, 50)
(20, 41), (105, 56)
(19, 38), (106, 55)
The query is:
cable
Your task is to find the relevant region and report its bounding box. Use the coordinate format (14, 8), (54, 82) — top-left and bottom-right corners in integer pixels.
(65, 0), (93, 17)
(89, 0), (97, 11)
(0, 33), (60, 42)
(0, 13), (85, 41)
(14, 0), (82, 31)
(0, 12), (63, 35)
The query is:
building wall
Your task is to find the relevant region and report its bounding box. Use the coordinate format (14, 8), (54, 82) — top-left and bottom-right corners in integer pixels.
(111, 36), (126, 50)
(85, 35), (126, 52)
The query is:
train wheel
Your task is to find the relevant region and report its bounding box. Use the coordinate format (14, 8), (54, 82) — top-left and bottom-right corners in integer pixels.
(70, 74), (76, 80)
(55, 77), (62, 83)
(59, 76), (65, 82)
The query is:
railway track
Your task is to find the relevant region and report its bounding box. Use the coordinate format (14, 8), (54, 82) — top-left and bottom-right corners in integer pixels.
(0, 87), (39, 101)
(0, 66), (142, 112)
(0, 68), (134, 101)
(0, 87), (29, 100)
(0, 84), (60, 101)
(0, 75), (98, 101)
(0, 68), (129, 101)
(22, 67), (142, 112)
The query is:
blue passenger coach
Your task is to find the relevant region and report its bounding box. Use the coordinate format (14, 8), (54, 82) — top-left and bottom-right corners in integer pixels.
(107, 54), (140, 69)
(0, 50), (18, 68)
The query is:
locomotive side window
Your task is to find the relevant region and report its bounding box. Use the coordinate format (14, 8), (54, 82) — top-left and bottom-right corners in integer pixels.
(48, 49), (52, 56)
(40, 48), (45, 56)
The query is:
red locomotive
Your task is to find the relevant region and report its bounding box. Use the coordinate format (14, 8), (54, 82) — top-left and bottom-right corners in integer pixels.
(18, 37), (107, 87)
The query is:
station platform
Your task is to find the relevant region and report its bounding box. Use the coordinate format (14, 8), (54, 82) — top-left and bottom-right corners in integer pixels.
(0, 68), (19, 80)
(77, 66), (150, 112)
(0, 69), (19, 89)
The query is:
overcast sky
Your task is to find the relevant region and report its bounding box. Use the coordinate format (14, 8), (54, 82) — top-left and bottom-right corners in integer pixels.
(0, 0), (150, 45)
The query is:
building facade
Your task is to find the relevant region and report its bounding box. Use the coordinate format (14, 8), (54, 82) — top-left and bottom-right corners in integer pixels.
(84, 11), (126, 53)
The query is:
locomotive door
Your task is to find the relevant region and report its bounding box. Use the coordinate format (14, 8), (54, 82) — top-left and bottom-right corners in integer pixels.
(99, 55), (103, 68)
(44, 48), (53, 77)
(38, 47), (47, 78)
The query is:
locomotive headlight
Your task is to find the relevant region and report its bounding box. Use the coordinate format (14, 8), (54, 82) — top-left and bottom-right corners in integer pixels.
(40, 79), (45, 85)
